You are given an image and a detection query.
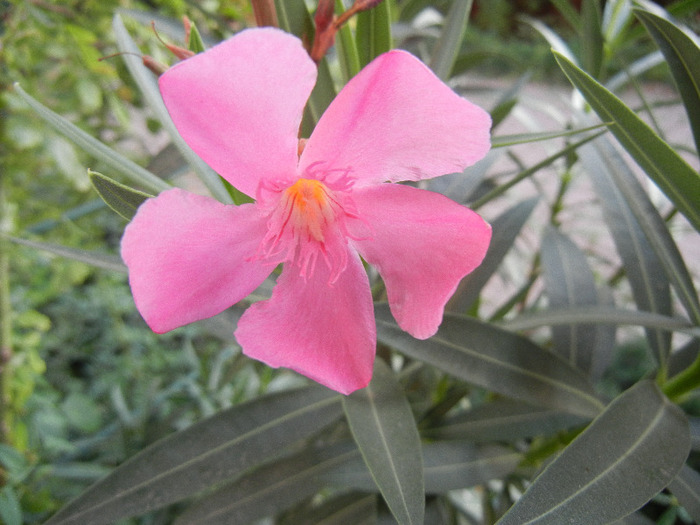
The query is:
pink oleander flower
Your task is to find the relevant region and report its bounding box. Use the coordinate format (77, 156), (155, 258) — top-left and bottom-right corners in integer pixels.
(121, 27), (492, 394)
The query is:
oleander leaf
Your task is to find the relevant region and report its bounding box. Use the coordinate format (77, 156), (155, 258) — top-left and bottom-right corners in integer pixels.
(497, 381), (690, 525)
(343, 360), (424, 525)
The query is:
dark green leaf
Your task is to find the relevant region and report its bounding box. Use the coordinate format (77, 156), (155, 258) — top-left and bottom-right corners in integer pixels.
(579, 137), (674, 365)
(89, 170), (152, 220)
(187, 22), (206, 53)
(497, 381), (690, 525)
(448, 197), (538, 313)
(335, 0), (361, 83)
(5, 236), (126, 273)
(669, 464), (700, 523)
(343, 360), (424, 525)
(635, 8), (700, 155)
(356, 0), (392, 68)
(325, 441), (522, 493)
(12, 83), (169, 194)
(281, 492), (377, 525)
(581, 0), (604, 78)
(429, 0), (473, 80)
(44, 387), (342, 525)
(427, 399), (585, 443)
(499, 306), (700, 338)
(554, 51), (700, 232)
(175, 445), (358, 525)
(375, 305), (604, 418)
(592, 136), (700, 323)
(541, 227), (608, 375)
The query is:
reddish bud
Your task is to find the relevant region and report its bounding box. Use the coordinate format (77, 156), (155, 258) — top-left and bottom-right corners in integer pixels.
(183, 16), (192, 46)
(142, 55), (169, 75)
(314, 0), (335, 33)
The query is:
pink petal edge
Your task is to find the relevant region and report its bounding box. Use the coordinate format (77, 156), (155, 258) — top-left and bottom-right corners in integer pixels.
(159, 28), (317, 197)
(350, 183), (492, 339)
(235, 249), (376, 395)
(299, 49), (491, 186)
(121, 188), (273, 333)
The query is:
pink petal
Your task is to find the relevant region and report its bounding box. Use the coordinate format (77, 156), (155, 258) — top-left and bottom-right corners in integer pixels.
(121, 188), (273, 333)
(350, 184), (491, 339)
(235, 250), (376, 394)
(159, 28), (317, 197)
(299, 50), (491, 186)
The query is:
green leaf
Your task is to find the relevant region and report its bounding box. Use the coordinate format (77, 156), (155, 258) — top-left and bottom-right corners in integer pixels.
(669, 464), (700, 523)
(282, 493), (377, 525)
(188, 21), (206, 54)
(0, 487), (22, 525)
(492, 122), (608, 148)
(12, 84), (169, 194)
(496, 381), (690, 525)
(4, 236), (127, 273)
(112, 14), (232, 204)
(449, 197), (538, 313)
(586, 136), (700, 324)
(428, 0), (473, 80)
(427, 399), (585, 443)
(499, 306), (700, 338)
(343, 360), (424, 525)
(174, 445), (358, 525)
(325, 441), (522, 493)
(634, 8), (700, 155)
(581, 0), (604, 77)
(335, 0), (361, 83)
(541, 228), (608, 375)
(554, 51), (700, 232)
(89, 170), (152, 220)
(375, 305), (604, 418)
(355, 0), (392, 68)
(44, 387), (342, 525)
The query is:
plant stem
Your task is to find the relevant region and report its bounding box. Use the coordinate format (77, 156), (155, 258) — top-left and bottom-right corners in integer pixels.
(0, 79), (11, 445)
(663, 354), (700, 402)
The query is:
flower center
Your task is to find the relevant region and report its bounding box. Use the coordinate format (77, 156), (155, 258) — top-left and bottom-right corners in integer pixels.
(284, 178), (332, 243)
(255, 170), (366, 282)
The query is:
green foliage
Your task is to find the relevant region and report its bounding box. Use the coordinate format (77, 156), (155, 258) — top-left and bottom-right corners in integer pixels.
(4, 0), (700, 524)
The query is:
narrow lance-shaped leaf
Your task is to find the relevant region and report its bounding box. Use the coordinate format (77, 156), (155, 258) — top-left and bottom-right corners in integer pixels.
(429, 0), (473, 80)
(428, 399), (585, 443)
(324, 441), (522, 494)
(4, 236), (126, 274)
(174, 445), (359, 525)
(540, 227), (606, 376)
(375, 304), (605, 419)
(580, 0), (604, 78)
(498, 381), (690, 525)
(554, 50), (700, 232)
(496, 381), (690, 525)
(12, 84), (169, 194)
(500, 306), (700, 338)
(578, 136), (673, 366)
(634, 8), (700, 156)
(355, 0), (392, 68)
(280, 492), (377, 525)
(89, 170), (152, 220)
(44, 387), (342, 525)
(343, 359), (425, 525)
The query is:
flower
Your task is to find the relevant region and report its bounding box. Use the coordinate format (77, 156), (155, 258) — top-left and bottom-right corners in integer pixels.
(121, 27), (492, 394)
